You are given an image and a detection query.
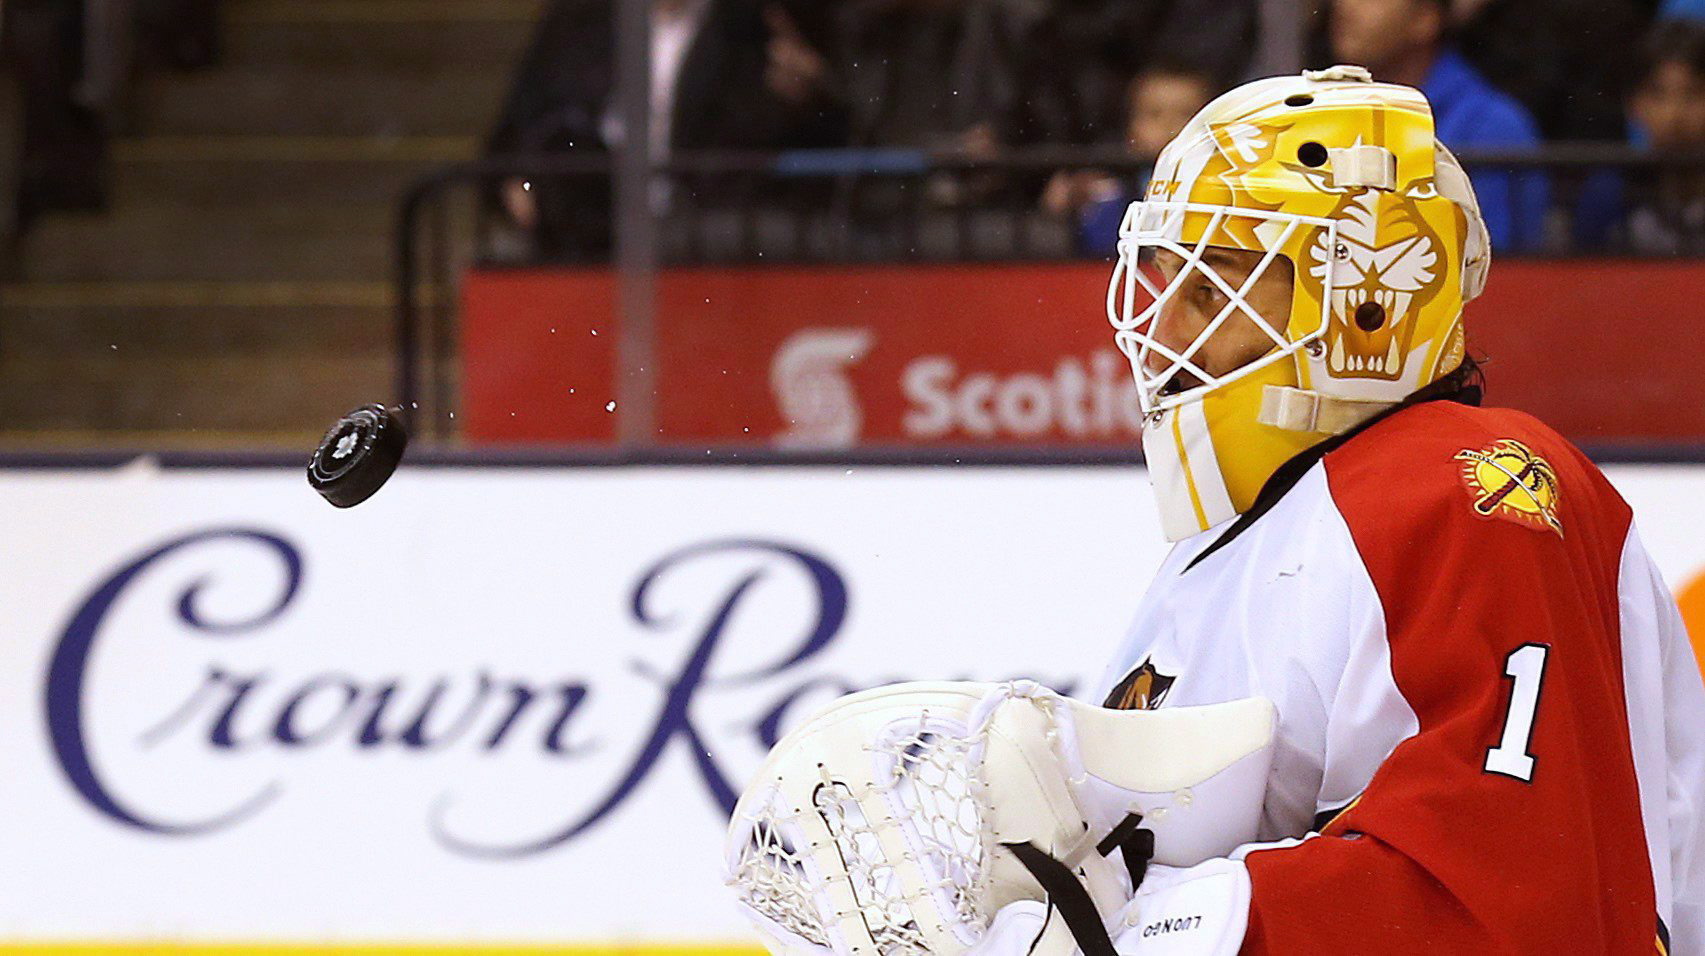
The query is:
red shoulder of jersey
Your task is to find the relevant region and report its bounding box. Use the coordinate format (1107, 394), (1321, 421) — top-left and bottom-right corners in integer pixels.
(1243, 401), (1659, 953)
(1321, 400), (1631, 552)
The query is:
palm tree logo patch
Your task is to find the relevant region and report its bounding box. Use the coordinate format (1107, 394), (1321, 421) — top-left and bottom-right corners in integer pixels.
(1455, 439), (1563, 536)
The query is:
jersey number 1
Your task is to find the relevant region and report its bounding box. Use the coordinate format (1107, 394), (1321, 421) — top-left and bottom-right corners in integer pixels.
(1485, 643), (1549, 782)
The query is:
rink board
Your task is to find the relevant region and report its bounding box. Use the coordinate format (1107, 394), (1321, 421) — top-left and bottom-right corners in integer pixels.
(1, 463), (1701, 951)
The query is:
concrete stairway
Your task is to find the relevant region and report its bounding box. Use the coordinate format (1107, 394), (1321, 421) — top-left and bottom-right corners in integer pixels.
(0, 0), (538, 447)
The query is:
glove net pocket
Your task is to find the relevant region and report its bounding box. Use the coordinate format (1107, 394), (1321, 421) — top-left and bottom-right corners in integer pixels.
(728, 713), (994, 955)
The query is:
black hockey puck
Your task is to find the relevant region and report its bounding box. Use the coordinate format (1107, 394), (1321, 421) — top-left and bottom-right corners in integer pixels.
(308, 404), (409, 508)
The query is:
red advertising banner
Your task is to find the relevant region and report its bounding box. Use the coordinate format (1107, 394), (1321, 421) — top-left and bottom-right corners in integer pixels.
(462, 261), (1705, 448)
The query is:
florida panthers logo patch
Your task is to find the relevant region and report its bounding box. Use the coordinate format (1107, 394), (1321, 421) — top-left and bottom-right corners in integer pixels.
(1105, 658), (1177, 711)
(1455, 439), (1563, 536)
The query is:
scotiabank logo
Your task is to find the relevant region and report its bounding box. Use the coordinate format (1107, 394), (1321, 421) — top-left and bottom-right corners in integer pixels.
(903, 351), (1145, 439)
(771, 334), (1146, 444)
(771, 328), (874, 449)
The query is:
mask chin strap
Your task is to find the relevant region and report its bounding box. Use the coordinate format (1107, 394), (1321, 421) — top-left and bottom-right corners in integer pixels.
(1259, 386), (1393, 434)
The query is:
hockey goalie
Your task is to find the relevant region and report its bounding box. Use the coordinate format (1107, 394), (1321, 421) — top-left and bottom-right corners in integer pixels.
(726, 66), (1705, 954)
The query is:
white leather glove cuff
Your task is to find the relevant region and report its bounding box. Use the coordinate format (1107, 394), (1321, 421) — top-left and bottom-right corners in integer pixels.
(1109, 859), (1252, 955)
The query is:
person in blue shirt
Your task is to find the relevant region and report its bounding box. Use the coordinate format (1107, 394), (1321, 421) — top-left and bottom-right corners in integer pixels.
(1663, 0), (1705, 21)
(1330, 0), (1550, 252)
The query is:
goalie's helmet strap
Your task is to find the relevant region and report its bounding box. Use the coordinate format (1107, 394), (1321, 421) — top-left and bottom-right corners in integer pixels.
(1002, 841), (1121, 956)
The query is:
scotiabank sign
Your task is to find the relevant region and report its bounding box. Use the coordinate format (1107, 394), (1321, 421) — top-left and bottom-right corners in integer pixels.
(461, 262), (1705, 447)
(899, 351), (1145, 440)
(462, 265), (1140, 446)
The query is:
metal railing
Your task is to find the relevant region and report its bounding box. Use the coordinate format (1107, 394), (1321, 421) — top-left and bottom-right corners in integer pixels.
(395, 146), (1141, 435)
(395, 145), (1705, 439)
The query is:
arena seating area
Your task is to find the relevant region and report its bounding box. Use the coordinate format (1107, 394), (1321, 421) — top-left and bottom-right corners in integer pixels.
(0, 0), (538, 443)
(2, 0), (1704, 448)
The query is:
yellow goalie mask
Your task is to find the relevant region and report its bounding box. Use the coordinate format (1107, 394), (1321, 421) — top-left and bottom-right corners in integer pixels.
(1108, 65), (1491, 541)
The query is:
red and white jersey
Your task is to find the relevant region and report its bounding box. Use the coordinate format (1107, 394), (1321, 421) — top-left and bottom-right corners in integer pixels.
(1097, 399), (1705, 954)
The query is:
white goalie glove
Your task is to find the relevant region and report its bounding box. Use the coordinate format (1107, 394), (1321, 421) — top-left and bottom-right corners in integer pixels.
(724, 681), (1276, 956)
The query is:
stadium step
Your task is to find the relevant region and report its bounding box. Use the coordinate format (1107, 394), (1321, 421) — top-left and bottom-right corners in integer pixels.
(0, 297), (394, 435)
(221, 0), (542, 73)
(0, 352), (392, 436)
(4, 0), (532, 443)
(18, 202), (398, 282)
(110, 149), (466, 208)
(136, 66), (509, 137)
(0, 290), (395, 348)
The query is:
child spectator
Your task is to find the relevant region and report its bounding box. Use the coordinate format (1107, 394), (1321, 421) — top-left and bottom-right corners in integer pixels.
(1632, 24), (1705, 151)
(1017, 0), (1254, 146)
(1621, 21), (1705, 254)
(1042, 63), (1217, 256)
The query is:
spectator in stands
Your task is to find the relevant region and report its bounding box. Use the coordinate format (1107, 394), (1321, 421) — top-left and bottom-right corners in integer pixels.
(828, 0), (1040, 223)
(837, 0), (1027, 156)
(1041, 61), (1217, 255)
(1620, 21), (1705, 254)
(3, 0), (109, 233)
(485, 0), (847, 260)
(1328, 0), (1550, 251)
(1451, 0), (1644, 143)
(1016, 0), (1255, 146)
(1632, 24), (1705, 152)
(1662, 0), (1705, 21)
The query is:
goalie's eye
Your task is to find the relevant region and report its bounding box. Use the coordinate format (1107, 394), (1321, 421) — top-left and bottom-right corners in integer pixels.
(1406, 178), (1439, 199)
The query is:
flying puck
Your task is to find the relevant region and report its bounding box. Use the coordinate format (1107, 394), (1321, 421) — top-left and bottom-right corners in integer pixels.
(308, 404), (409, 508)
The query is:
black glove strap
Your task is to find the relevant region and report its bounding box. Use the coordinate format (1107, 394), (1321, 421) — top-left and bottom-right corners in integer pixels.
(1001, 841), (1120, 956)
(1095, 812), (1155, 890)
(1000, 814), (1156, 955)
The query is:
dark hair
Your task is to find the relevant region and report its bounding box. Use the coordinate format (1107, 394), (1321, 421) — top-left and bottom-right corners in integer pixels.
(1127, 56), (1217, 102)
(1447, 351), (1486, 404)
(1633, 20), (1705, 94)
